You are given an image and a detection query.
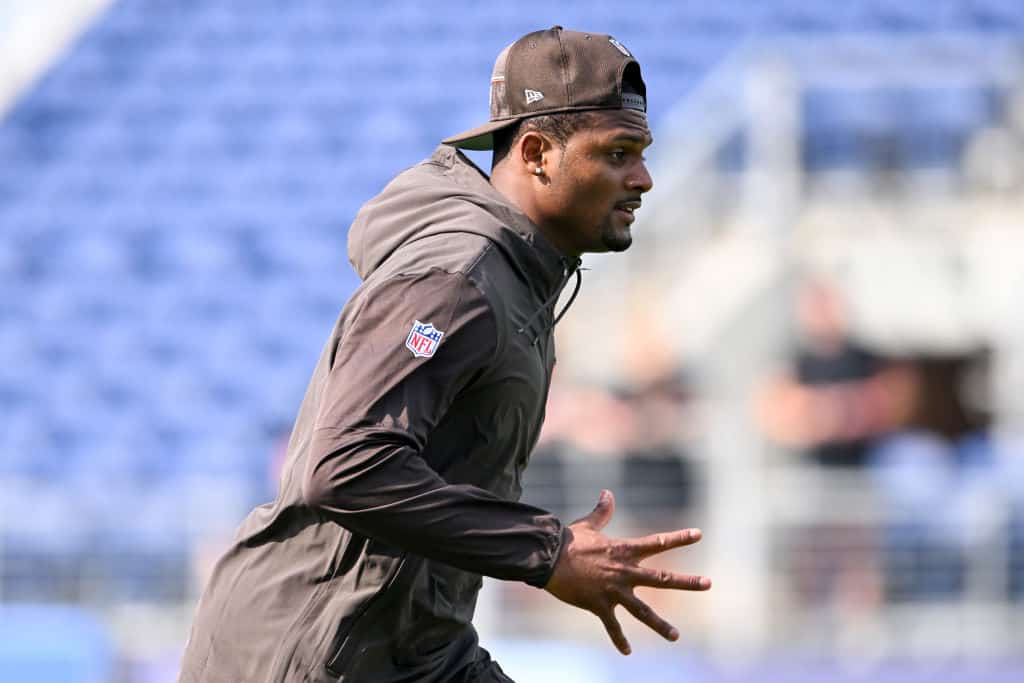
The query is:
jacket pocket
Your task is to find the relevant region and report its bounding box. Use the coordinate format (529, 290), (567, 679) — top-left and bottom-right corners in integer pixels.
(390, 566), (483, 669)
(428, 567), (483, 622)
(323, 555), (410, 678)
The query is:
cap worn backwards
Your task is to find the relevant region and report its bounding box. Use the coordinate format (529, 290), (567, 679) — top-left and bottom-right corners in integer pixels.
(442, 26), (647, 151)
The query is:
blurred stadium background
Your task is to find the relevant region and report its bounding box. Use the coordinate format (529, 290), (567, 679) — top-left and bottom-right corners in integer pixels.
(4, 1), (1024, 681)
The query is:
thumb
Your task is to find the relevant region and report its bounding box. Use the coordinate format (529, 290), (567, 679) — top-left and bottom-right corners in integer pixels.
(583, 489), (615, 530)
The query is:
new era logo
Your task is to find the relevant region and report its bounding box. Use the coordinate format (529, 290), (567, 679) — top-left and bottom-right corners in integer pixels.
(524, 89), (544, 104)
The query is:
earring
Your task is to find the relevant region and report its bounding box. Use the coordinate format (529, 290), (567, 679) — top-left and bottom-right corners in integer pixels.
(533, 167), (543, 176)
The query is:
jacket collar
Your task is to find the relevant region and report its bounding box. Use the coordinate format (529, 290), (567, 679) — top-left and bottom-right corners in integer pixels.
(432, 145), (577, 300)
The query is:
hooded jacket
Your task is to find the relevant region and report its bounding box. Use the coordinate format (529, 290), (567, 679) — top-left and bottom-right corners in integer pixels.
(179, 145), (580, 682)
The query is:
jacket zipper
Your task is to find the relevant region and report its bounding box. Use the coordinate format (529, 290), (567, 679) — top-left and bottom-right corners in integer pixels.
(324, 555), (410, 678)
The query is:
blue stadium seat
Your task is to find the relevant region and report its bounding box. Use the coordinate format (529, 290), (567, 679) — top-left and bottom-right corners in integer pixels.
(0, 413), (57, 478)
(0, 606), (113, 683)
(957, 0), (1024, 31)
(847, 1), (954, 32)
(766, 1), (855, 32)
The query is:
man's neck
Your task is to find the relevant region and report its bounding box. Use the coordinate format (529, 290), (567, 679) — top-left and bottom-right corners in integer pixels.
(490, 166), (578, 258)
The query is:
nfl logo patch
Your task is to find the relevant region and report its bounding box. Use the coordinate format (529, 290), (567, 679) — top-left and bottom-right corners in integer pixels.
(405, 320), (445, 358)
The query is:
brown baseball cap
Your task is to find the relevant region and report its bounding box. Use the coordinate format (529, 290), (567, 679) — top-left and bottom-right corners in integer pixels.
(442, 26), (647, 151)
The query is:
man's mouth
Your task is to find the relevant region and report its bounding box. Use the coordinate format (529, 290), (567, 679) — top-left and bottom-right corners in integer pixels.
(614, 199), (641, 224)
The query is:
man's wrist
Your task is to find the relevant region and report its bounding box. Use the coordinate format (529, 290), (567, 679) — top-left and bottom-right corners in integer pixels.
(535, 523), (572, 590)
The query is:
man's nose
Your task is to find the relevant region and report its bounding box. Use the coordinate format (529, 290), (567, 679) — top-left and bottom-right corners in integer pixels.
(629, 162), (653, 193)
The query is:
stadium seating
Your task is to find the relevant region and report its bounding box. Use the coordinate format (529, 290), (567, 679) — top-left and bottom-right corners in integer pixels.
(2, 0), (1024, 602)
(0, 605), (113, 683)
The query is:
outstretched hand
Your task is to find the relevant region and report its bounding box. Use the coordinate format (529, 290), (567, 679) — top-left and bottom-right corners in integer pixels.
(543, 489), (711, 655)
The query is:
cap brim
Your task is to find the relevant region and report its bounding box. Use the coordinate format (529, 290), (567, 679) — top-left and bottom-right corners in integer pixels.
(442, 118), (522, 151)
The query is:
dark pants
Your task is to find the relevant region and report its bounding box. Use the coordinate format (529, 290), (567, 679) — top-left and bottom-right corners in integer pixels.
(457, 648), (515, 683)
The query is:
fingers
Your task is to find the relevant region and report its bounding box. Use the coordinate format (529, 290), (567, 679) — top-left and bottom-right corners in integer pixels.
(626, 566), (712, 591)
(626, 528), (703, 558)
(599, 608), (632, 656)
(577, 489), (615, 531)
(620, 593), (680, 643)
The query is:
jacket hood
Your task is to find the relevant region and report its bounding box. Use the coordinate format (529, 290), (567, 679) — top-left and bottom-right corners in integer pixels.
(348, 145), (573, 299)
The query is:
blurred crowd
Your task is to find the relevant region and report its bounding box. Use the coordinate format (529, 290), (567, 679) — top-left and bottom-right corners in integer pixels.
(527, 364), (699, 528)
(514, 269), (1024, 619)
(755, 275), (1023, 610)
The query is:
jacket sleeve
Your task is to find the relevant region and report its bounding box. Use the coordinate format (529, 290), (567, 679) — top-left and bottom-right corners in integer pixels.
(302, 268), (565, 587)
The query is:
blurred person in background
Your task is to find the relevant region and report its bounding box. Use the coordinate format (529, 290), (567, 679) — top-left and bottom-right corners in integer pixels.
(178, 27), (711, 683)
(524, 364), (697, 527)
(756, 275), (918, 468)
(618, 368), (697, 528)
(754, 275), (915, 613)
(616, 308), (698, 530)
(524, 376), (637, 519)
(519, 312), (700, 635)
(757, 275), (996, 606)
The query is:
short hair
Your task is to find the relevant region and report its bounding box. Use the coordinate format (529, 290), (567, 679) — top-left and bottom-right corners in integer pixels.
(490, 79), (644, 168)
(491, 111), (598, 167)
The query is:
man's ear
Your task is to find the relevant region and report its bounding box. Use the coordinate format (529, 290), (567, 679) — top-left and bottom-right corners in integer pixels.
(519, 130), (553, 176)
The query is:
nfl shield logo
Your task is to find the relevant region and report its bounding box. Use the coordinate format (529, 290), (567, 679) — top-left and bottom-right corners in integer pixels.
(405, 320), (445, 358)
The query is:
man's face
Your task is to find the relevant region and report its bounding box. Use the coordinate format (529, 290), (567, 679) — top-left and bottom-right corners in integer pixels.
(537, 109), (654, 256)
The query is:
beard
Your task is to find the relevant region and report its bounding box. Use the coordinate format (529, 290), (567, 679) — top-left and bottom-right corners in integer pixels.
(599, 221), (633, 252)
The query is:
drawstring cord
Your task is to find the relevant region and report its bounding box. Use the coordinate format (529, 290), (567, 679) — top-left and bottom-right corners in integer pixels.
(553, 268), (583, 326)
(516, 261), (585, 345)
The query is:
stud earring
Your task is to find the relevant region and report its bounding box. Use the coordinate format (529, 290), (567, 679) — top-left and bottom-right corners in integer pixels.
(533, 167), (543, 176)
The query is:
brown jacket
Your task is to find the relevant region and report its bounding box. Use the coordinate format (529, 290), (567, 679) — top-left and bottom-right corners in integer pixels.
(178, 145), (578, 682)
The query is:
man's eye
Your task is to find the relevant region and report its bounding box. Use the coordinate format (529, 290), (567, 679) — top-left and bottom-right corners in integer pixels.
(609, 150), (626, 162)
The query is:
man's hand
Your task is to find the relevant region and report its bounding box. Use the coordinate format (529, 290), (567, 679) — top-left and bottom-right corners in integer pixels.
(543, 489), (711, 655)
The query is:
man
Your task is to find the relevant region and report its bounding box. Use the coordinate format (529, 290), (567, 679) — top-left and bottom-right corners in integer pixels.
(179, 26), (710, 682)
